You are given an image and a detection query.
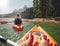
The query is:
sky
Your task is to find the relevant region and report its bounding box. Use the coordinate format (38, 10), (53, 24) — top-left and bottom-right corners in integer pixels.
(0, 0), (33, 14)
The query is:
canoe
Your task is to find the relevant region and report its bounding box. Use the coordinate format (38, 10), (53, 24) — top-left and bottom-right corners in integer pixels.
(0, 21), (8, 24)
(17, 25), (59, 46)
(12, 23), (24, 32)
(24, 19), (29, 22)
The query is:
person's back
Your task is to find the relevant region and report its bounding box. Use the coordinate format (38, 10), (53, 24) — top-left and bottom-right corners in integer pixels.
(14, 14), (22, 25)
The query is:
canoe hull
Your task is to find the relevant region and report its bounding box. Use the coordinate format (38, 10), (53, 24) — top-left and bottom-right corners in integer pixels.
(12, 23), (24, 32)
(17, 25), (59, 46)
(0, 21), (8, 24)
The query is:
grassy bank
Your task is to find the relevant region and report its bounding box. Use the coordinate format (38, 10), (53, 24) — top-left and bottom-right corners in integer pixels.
(34, 22), (60, 44)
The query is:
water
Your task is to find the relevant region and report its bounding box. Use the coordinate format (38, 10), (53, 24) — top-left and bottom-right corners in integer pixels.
(0, 18), (34, 46)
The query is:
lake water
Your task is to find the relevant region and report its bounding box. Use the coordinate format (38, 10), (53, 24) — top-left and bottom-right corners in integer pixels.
(0, 18), (34, 46)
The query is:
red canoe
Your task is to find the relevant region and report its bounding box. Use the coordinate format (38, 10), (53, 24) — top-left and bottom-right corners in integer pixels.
(0, 21), (8, 24)
(12, 23), (24, 32)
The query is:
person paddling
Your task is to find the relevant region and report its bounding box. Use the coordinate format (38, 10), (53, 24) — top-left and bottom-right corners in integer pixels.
(14, 14), (22, 26)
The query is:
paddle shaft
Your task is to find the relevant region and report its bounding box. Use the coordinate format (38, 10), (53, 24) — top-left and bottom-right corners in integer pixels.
(0, 36), (19, 46)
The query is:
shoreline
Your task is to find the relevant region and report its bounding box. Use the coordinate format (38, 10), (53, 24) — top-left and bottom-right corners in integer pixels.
(27, 18), (60, 24)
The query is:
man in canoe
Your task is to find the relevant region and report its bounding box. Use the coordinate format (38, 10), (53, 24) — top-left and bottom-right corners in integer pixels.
(14, 14), (22, 25)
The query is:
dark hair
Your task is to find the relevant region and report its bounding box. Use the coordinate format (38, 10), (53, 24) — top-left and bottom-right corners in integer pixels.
(17, 14), (19, 16)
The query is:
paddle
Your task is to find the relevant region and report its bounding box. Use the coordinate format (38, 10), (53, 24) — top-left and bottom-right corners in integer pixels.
(0, 36), (19, 46)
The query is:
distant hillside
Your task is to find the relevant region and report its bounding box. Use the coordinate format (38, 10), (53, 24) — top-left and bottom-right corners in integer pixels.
(0, 9), (24, 18)
(13, 9), (24, 13)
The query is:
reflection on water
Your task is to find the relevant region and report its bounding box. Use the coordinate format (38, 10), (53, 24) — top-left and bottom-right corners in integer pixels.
(0, 18), (14, 22)
(0, 18), (26, 23)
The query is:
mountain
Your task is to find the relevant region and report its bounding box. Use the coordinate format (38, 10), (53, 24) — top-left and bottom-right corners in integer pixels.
(0, 9), (24, 18)
(13, 9), (24, 13)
